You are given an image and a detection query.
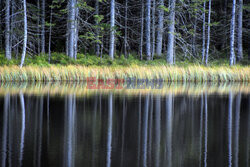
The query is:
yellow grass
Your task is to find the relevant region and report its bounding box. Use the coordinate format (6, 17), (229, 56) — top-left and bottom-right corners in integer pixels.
(0, 65), (249, 82)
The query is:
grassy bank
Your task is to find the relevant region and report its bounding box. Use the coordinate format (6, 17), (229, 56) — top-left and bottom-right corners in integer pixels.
(0, 65), (249, 82)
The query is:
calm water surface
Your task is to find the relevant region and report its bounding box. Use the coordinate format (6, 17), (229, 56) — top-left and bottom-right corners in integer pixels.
(0, 83), (249, 167)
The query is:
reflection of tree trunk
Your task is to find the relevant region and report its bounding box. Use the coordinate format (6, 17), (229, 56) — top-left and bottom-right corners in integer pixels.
(1, 94), (9, 167)
(19, 93), (26, 167)
(92, 94), (98, 167)
(228, 92), (233, 167)
(37, 97), (44, 167)
(143, 94), (149, 167)
(199, 94), (204, 167)
(234, 93), (241, 167)
(120, 96), (127, 167)
(204, 93), (208, 167)
(166, 94), (172, 167)
(47, 93), (50, 150)
(155, 95), (161, 167)
(137, 93), (142, 167)
(64, 95), (76, 167)
(106, 93), (113, 167)
(148, 95), (153, 166)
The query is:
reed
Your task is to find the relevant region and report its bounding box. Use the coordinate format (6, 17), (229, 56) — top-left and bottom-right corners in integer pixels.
(0, 65), (249, 82)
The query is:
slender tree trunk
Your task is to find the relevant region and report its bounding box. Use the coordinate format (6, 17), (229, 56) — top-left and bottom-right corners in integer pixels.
(95, 0), (100, 57)
(151, 0), (156, 59)
(48, 7), (53, 63)
(124, 0), (128, 58)
(145, 0), (151, 60)
(41, 0), (45, 54)
(237, 0), (243, 62)
(230, 0), (236, 66)
(202, 0), (206, 63)
(109, 0), (115, 60)
(37, 0), (40, 54)
(205, 0), (211, 65)
(166, 0), (176, 65)
(156, 0), (164, 56)
(5, 0), (11, 59)
(20, 0), (28, 68)
(74, 3), (79, 60)
(192, 13), (197, 57)
(139, 0), (144, 60)
(67, 0), (76, 59)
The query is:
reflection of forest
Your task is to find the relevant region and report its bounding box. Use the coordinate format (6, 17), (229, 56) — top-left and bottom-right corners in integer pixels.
(0, 92), (249, 167)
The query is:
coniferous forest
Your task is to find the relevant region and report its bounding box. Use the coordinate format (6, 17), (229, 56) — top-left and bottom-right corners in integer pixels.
(0, 0), (249, 67)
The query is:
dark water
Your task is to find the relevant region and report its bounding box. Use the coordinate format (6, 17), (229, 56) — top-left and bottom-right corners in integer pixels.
(0, 89), (249, 167)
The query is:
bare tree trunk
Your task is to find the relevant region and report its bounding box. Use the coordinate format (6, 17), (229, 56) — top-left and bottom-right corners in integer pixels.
(202, 0), (206, 63)
(237, 0), (243, 62)
(74, 3), (79, 60)
(151, 0), (156, 59)
(109, 0), (115, 60)
(5, 0), (11, 59)
(156, 0), (164, 56)
(37, 0), (40, 54)
(124, 0), (128, 58)
(139, 0), (144, 60)
(20, 0), (28, 68)
(205, 0), (211, 65)
(67, 0), (76, 59)
(41, 0), (45, 54)
(230, 0), (236, 66)
(95, 0), (100, 57)
(145, 0), (151, 60)
(48, 7), (53, 63)
(166, 0), (176, 65)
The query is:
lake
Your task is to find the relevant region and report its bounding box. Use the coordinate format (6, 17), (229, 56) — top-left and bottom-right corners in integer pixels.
(0, 82), (249, 167)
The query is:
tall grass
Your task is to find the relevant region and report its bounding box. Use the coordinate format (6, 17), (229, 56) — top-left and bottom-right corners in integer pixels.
(0, 65), (249, 82)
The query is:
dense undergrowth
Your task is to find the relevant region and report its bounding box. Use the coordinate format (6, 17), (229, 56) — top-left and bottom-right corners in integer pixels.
(0, 52), (249, 67)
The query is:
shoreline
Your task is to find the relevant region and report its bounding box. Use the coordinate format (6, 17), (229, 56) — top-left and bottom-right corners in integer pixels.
(0, 65), (249, 82)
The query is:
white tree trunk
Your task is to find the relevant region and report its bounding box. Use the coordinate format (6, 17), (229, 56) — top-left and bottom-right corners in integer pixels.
(230, 0), (236, 66)
(5, 0), (11, 60)
(95, 0), (100, 56)
(124, 0), (128, 57)
(156, 0), (164, 56)
(166, 0), (176, 65)
(205, 0), (211, 65)
(67, 0), (76, 59)
(151, 0), (156, 59)
(109, 0), (115, 60)
(202, 1), (206, 63)
(48, 7), (53, 62)
(139, 0), (144, 60)
(237, 0), (243, 62)
(41, 0), (45, 54)
(20, 0), (28, 68)
(37, 0), (40, 54)
(145, 0), (151, 60)
(73, 3), (79, 59)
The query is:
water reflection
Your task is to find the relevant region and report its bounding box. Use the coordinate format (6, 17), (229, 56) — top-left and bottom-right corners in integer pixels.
(0, 89), (249, 167)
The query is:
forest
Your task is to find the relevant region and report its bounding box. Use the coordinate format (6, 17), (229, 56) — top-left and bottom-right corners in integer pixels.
(0, 0), (249, 68)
